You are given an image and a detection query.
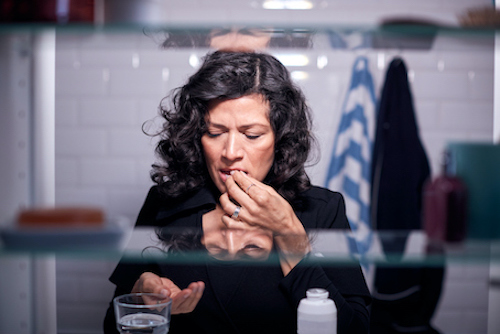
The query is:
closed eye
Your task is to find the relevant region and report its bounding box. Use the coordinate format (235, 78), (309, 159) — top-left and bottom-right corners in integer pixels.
(245, 134), (261, 140)
(206, 131), (222, 138)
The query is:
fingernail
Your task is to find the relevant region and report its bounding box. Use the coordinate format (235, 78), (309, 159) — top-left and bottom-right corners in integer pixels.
(160, 289), (169, 297)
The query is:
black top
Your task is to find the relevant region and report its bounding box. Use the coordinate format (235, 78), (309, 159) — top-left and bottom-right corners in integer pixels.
(104, 185), (371, 334)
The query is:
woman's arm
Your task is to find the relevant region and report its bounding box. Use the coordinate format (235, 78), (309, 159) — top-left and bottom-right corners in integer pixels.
(280, 190), (371, 333)
(220, 171), (311, 275)
(221, 181), (370, 333)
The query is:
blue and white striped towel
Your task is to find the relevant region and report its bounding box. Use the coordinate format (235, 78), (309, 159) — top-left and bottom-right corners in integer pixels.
(325, 56), (376, 259)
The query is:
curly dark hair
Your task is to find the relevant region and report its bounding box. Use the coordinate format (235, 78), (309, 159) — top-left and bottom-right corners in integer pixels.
(151, 51), (316, 202)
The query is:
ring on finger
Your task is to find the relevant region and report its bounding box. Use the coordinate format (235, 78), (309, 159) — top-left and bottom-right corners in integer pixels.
(246, 183), (256, 195)
(231, 206), (241, 219)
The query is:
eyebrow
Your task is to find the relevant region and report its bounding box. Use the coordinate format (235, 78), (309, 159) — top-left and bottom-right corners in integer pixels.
(206, 122), (271, 130)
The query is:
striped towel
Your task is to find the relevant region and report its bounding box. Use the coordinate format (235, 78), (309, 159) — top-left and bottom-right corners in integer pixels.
(325, 56), (376, 259)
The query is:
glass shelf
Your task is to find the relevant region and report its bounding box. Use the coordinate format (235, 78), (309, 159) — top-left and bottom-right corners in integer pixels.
(1, 227), (499, 266)
(0, 22), (496, 51)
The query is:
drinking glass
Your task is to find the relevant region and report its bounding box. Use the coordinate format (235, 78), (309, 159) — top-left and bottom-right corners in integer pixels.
(114, 293), (172, 334)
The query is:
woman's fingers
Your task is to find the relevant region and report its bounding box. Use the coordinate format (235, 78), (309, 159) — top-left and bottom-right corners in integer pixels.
(130, 272), (170, 309)
(223, 172), (281, 223)
(222, 172), (265, 220)
(226, 171), (263, 200)
(132, 272), (163, 294)
(170, 281), (205, 314)
(185, 281), (205, 309)
(223, 171), (305, 236)
(222, 172), (311, 274)
(132, 273), (204, 315)
(219, 191), (259, 229)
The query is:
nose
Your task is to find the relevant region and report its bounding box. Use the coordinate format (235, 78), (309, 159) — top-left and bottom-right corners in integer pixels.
(222, 132), (243, 161)
(225, 229), (242, 259)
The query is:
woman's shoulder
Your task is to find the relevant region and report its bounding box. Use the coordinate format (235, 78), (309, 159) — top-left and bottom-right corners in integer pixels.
(136, 185), (217, 226)
(300, 185), (344, 204)
(295, 185), (348, 229)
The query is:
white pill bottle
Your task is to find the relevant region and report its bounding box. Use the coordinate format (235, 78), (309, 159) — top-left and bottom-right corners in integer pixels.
(297, 288), (337, 334)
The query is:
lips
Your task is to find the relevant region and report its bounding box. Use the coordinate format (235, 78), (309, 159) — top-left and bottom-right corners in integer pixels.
(219, 169), (247, 182)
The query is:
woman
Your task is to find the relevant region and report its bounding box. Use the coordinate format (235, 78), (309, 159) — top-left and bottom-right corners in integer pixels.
(104, 51), (371, 334)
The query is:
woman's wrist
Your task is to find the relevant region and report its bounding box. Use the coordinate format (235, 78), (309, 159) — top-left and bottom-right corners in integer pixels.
(273, 219), (311, 276)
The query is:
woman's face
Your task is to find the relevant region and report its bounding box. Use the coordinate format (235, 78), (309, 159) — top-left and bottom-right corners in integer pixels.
(202, 222), (274, 261)
(201, 94), (275, 194)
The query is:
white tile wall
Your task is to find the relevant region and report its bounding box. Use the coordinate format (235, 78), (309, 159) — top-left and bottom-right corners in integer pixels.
(434, 263), (491, 333)
(54, 0), (495, 333)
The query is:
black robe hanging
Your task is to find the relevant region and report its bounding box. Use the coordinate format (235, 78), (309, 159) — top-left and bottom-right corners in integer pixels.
(370, 57), (443, 334)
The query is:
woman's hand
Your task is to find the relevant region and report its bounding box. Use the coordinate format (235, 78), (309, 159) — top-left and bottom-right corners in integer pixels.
(220, 171), (311, 275)
(220, 171), (301, 233)
(132, 272), (205, 314)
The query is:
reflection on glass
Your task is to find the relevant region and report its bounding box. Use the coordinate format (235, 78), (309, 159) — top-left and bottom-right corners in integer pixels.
(155, 224), (274, 262)
(146, 27), (313, 49)
(202, 220), (273, 261)
(208, 27), (272, 51)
